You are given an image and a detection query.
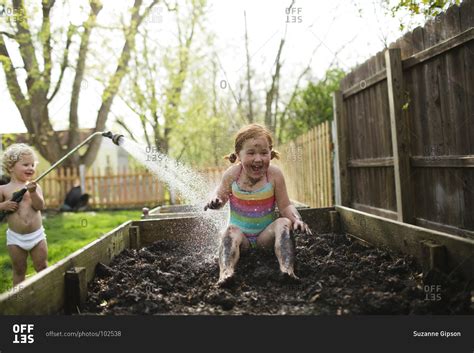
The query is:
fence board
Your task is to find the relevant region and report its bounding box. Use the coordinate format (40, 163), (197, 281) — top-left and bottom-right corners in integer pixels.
(275, 121), (333, 208)
(386, 48), (414, 223)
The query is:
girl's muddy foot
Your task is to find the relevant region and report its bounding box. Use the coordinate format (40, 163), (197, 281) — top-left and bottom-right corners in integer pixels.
(217, 267), (235, 287)
(279, 271), (300, 284)
(217, 274), (235, 288)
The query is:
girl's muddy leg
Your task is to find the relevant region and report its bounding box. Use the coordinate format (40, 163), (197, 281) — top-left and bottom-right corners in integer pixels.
(218, 226), (245, 286)
(274, 219), (298, 279)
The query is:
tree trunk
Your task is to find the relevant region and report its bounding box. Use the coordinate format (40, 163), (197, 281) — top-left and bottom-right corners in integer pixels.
(265, 37), (284, 133)
(81, 0), (158, 167)
(1, 0), (158, 169)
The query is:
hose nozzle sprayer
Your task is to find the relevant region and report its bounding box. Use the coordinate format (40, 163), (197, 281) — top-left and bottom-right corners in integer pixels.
(101, 131), (124, 146)
(0, 131), (124, 222)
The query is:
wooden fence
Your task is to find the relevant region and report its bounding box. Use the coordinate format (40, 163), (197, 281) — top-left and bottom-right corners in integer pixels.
(333, 0), (473, 238)
(275, 121), (333, 208)
(38, 166), (226, 209)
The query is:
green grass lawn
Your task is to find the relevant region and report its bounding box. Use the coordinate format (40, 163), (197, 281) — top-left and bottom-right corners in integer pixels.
(0, 210), (141, 294)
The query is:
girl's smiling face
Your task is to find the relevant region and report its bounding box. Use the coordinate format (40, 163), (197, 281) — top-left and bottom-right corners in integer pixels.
(238, 136), (271, 181)
(9, 154), (36, 183)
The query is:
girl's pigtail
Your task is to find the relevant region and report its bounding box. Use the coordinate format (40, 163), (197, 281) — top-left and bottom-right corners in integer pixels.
(223, 152), (237, 163)
(271, 150), (280, 160)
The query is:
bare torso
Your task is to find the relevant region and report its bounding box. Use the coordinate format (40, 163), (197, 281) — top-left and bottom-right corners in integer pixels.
(229, 164), (276, 192)
(1, 183), (42, 234)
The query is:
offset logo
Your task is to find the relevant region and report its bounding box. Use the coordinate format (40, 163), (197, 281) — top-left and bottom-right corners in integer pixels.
(424, 285), (442, 301)
(13, 324), (34, 344)
(285, 6), (303, 23)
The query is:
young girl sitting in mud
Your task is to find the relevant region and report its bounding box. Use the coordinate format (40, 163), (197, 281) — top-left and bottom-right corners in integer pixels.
(205, 124), (312, 286)
(0, 144), (47, 286)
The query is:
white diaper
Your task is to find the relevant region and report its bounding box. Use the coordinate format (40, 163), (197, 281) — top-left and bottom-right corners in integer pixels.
(6, 227), (46, 251)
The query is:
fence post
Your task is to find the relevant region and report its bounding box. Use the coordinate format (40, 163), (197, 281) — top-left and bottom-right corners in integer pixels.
(385, 48), (414, 224)
(129, 226), (141, 250)
(64, 267), (87, 314)
(326, 121), (333, 206)
(79, 164), (86, 194)
(333, 90), (350, 206)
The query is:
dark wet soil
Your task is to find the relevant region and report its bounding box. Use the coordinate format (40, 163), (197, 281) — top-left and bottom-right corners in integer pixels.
(83, 233), (473, 315)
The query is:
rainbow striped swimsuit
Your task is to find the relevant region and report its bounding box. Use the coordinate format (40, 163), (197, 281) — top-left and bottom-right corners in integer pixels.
(229, 169), (276, 246)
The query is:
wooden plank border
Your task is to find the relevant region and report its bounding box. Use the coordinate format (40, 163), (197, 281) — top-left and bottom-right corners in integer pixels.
(0, 207), (336, 314)
(411, 155), (474, 167)
(415, 217), (474, 239)
(337, 205), (474, 280)
(403, 27), (474, 69)
(0, 221), (133, 315)
(2, 205), (473, 314)
(342, 69), (386, 99)
(348, 157), (394, 168)
(352, 202), (398, 220)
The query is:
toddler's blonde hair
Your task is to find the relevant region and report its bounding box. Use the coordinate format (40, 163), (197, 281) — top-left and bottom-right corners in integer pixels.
(2, 143), (38, 176)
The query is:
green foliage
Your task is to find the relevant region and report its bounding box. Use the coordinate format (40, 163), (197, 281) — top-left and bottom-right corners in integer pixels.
(381, 1), (461, 37)
(0, 210), (141, 293)
(169, 69), (234, 168)
(281, 68), (345, 142)
(386, 0), (460, 18)
(119, 0), (233, 168)
(0, 55), (11, 71)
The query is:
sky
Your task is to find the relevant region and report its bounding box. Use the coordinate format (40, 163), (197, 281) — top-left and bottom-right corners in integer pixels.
(0, 0), (424, 135)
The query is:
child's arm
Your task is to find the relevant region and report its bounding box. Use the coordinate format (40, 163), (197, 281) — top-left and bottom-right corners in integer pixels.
(204, 166), (236, 210)
(0, 186), (19, 212)
(26, 182), (45, 211)
(273, 167), (312, 235)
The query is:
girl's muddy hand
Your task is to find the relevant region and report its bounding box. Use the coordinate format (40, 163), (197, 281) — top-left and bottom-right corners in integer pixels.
(293, 220), (312, 235)
(204, 198), (222, 211)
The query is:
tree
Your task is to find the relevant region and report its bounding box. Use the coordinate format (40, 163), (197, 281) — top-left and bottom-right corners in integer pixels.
(116, 0), (207, 156)
(243, 10), (254, 123)
(264, 35), (284, 136)
(169, 67), (234, 167)
(233, 12), (348, 141)
(0, 0), (158, 167)
(382, 0), (461, 29)
(387, 0), (460, 17)
(281, 68), (345, 142)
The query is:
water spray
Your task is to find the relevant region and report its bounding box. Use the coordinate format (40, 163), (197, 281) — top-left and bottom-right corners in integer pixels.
(0, 131), (123, 221)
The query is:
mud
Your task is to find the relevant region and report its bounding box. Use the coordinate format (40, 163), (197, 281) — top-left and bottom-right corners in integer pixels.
(84, 232), (473, 315)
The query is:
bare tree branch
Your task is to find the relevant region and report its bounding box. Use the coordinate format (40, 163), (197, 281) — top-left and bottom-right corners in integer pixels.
(0, 31), (16, 39)
(68, 0), (103, 156)
(40, 0), (56, 89)
(214, 53), (246, 125)
(264, 34), (285, 132)
(176, 139), (189, 162)
(0, 35), (28, 118)
(47, 23), (74, 103)
(244, 11), (253, 123)
(83, 0), (159, 166)
(137, 0), (161, 26)
(163, 0), (177, 12)
(277, 43), (320, 143)
(116, 117), (138, 143)
(12, 0), (40, 91)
